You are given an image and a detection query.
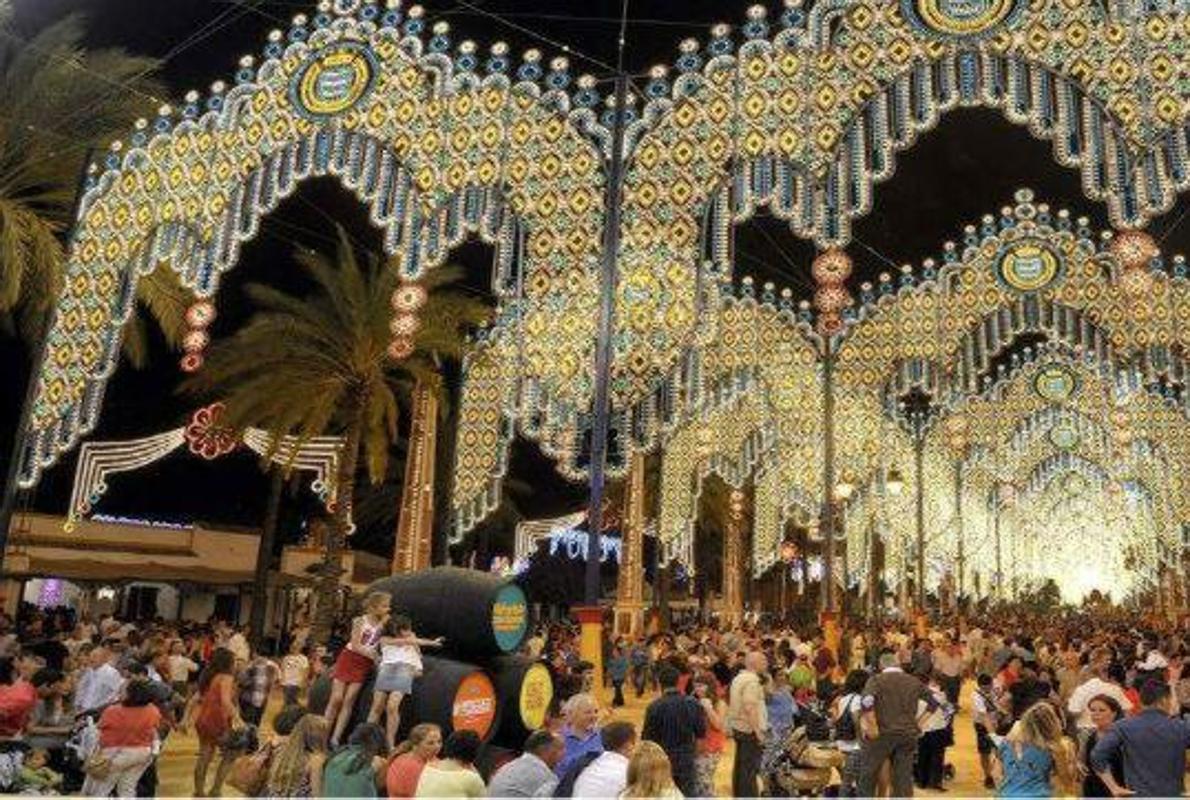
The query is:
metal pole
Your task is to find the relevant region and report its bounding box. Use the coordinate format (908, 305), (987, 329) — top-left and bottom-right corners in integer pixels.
(954, 461), (965, 606)
(994, 497), (1003, 601)
(839, 503), (848, 621)
(0, 147), (95, 576)
(914, 424), (926, 611)
(585, 75), (630, 606)
(821, 339), (837, 613)
(863, 518), (872, 622)
(780, 565), (786, 621)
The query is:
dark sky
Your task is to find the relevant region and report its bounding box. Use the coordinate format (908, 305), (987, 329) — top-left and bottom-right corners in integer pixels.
(5, 0), (1190, 555)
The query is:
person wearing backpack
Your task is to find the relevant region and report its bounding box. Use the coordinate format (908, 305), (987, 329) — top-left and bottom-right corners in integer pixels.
(834, 670), (867, 798)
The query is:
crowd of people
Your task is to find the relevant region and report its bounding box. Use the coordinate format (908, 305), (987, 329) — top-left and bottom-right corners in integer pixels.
(2, 597), (1190, 797)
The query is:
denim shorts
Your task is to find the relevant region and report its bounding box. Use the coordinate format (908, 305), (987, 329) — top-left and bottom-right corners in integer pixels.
(375, 663), (416, 694)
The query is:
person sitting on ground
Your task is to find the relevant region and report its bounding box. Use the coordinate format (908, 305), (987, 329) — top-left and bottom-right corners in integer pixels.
(18, 747), (62, 793)
(572, 721), (637, 800)
(323, 722), (390, 798)
(486, 729), (564, 798)
(386, 723), (442, 799)
(414, 729), (486, 798)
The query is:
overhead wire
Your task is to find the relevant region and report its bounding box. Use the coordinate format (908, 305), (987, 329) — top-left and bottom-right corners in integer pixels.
(0, 0), (271, 180)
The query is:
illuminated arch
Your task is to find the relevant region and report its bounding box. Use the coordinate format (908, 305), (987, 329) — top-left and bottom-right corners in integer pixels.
(22, 2), (606, 487)
(613, 0), (1190, 405)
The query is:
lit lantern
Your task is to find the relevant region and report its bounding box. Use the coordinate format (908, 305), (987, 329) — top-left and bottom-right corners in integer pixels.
(387, 337), (415, 361)
(811, 247), (853, 284)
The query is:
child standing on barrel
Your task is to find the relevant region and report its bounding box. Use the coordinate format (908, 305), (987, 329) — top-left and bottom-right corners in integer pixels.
(325, 591), (390, 747)
(368, 613), (444, 749)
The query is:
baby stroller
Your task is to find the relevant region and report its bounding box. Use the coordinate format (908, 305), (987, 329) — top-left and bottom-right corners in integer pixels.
(763, 725), (844, 797)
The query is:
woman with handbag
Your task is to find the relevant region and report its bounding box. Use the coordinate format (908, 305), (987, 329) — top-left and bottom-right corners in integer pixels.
(188, 647), (241, 797)
(82, 678), (161, 798)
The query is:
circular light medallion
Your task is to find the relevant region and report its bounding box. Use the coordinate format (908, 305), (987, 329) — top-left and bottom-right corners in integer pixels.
(292, 42), (377, 119)
(1062, 472), (1088, 496)
(903, 0), (1024, 38)
(1048, 421), (1079, 450)
(1034, 364), (1079, 404)
(997, 241), (1061, 292)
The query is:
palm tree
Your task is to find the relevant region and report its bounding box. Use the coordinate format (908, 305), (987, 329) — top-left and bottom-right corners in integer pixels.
(0, 10), (186, 357)
(184, 227), (490, 642)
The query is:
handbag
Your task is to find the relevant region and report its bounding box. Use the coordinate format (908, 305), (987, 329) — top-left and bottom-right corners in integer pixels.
(84, 751), (112, 780)
(227, 742), (274, 797)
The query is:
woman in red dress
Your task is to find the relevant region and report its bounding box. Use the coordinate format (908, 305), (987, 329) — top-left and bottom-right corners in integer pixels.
(325, 591), (390, 746)
(187, 647), (240, 797)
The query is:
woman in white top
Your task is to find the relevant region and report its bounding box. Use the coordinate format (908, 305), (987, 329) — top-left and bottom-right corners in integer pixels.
(367, 613), (443, 749)
(834, 669), (868, 798)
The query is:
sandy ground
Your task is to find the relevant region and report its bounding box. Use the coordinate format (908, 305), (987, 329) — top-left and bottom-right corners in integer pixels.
(155, 681), (989, 797)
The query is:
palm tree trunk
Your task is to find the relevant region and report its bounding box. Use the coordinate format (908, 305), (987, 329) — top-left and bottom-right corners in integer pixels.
(311, 394), (366, 645)
(249, 467), (285, 652)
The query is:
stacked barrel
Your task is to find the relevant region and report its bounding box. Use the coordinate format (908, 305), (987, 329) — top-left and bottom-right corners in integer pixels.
(358, 567), (553, 750)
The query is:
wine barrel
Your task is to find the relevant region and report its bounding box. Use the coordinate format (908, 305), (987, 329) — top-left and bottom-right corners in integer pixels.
(344, 655), (502, 743)
(408, 656), (501, 742)
(489, 656), (554, 746)
(368, 567), (529, 659)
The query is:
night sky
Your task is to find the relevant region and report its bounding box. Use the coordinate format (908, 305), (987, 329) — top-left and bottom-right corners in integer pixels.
(5, 0), (1190, 557)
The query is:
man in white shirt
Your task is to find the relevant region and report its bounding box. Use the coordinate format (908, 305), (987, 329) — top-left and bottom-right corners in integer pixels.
(1068, 663), (1133, 728)
(225, 625), (251, 665)
(573, 722), (637, 799)
(729, 651), (770, 798)
(74, 646), (124, 715)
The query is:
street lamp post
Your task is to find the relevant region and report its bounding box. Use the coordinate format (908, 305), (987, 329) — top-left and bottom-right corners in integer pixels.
(834, 475), (854, 622)
(780, 540), (797, 622)
(881, 467), (904, 622)
(821, 341), (838, 614)
(913, 416), (927, 612)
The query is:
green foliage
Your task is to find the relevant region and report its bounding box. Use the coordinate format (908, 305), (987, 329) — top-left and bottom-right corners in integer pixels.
(183, 225), (490, 498)
(0, 10), (184, 355)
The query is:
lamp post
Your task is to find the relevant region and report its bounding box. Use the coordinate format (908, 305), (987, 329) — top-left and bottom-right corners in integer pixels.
(881, 467), (904, 621)
(834, 474), (855, 621)
(780, 540), (797, 622)
(911, 414), (927, 612)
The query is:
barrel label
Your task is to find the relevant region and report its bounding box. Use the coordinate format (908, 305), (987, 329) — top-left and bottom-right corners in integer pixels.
(452, 672), (497, 739)
(519, 663), (553, 731)
(491, 584), (528, 651)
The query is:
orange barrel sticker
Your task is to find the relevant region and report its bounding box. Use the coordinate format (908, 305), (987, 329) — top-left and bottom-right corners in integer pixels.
(452, 671), (497, 739)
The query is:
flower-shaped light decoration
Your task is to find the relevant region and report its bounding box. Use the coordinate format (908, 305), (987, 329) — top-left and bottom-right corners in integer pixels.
(389, 313), (421, 337)
(184, 402), (241, 460)
(391, 282), (428, 313)
(387, 337), (416, 361)
(184, 301), (218, 329)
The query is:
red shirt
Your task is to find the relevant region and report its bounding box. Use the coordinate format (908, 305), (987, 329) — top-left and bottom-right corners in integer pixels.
(98, 704), (161, 748)
(386, 753), (429, 798)
(0, 681), (36, 737)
